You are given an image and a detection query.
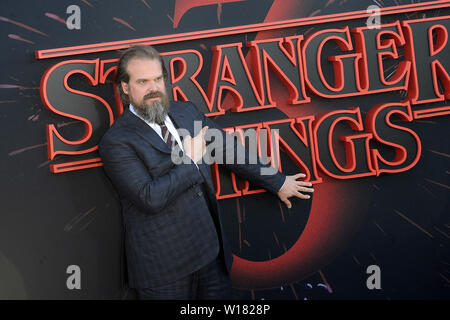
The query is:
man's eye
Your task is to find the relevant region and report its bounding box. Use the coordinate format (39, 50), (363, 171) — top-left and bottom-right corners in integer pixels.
(139, 80), (146, 84)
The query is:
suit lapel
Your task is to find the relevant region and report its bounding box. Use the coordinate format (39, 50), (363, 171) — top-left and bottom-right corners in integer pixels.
(122, 107), (172, 154)
(168, 102), (190, 136)
(122, 104), (214, 192)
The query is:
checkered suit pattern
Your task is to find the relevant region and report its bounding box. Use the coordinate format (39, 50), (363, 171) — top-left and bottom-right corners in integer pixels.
(99, 101), (286, 288)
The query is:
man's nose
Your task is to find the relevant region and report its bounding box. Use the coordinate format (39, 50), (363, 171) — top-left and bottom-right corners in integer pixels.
(148, 80), (158, 91)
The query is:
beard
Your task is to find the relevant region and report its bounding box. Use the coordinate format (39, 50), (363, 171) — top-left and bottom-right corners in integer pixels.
(132, 90), (170, 125)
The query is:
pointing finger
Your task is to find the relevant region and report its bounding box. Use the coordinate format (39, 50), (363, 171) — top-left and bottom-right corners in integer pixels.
(296, 181), (313, 187)
(283, 199), (292, 209)
(298, 186), (314, 193)
(293, 173), (306, 179)
(295, 192), (311, 200)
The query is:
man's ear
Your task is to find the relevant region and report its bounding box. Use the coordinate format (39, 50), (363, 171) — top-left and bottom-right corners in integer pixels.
(121, 81), (129, 95)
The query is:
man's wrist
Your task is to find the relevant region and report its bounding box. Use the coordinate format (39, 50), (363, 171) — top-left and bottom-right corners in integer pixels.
(278, 177), (287, 193)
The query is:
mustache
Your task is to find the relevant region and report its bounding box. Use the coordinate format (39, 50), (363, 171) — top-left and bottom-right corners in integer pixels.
(144, 91), (164, 100)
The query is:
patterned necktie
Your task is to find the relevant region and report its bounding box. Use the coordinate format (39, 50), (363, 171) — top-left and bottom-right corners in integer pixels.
(159, 123), (176, 149)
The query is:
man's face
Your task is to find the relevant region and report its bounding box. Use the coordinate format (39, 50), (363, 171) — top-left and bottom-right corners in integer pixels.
(121, 57), (169, 123)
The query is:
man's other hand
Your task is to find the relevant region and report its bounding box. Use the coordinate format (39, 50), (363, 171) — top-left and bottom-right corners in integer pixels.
(277, 173), (314, 208)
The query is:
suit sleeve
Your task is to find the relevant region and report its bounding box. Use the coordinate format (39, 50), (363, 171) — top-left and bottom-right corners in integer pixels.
(187, 102), (286, 194)
(99, 134), (204, 215)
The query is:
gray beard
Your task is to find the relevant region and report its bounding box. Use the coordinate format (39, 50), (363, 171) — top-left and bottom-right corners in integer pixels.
(134, 99), (170, 124)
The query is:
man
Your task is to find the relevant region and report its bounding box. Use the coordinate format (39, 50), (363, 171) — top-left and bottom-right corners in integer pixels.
(99, 45), (314, 300)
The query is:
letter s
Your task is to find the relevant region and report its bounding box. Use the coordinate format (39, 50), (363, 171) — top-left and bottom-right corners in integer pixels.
(40, 59), (114, 170)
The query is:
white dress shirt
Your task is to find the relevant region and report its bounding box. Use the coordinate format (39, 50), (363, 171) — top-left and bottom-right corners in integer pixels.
(129, 104), (198, 168)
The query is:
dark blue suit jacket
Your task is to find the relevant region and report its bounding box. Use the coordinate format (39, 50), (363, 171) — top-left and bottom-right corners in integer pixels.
(99, 101), (285, 288)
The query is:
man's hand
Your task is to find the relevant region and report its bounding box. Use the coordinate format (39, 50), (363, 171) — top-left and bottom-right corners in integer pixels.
(183, 126), (208, 163)
(277, 173), (314, 209)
